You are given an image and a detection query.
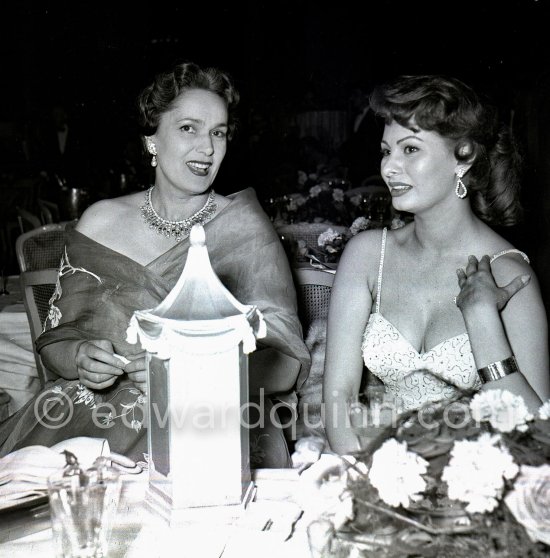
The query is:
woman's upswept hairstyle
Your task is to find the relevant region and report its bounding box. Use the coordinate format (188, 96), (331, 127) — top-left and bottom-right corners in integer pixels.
(369, 75), (523, 226)
(137, 61), (240, 140)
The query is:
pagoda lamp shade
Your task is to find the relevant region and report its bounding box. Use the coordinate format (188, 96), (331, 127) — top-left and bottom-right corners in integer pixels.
(126, 224), (266, 519)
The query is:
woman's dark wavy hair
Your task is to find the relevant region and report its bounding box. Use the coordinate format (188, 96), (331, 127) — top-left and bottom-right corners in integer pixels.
(137, 61), (240, 141)
(369, 75), (523, 226)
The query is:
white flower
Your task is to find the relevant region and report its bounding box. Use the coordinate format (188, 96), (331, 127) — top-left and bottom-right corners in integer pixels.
(505, 464), (550, 545)
(369, 438), (428, 508)
(470, 389), (533, 432)
(310, 184), (322, 197)
(442, 433), (518, 514)
(317, 228), (340, 247)
(349, 216), (370, 236)
(332, 188), (345, 202)
(298, 454), (355, 532)
(538, 400), (550, 420)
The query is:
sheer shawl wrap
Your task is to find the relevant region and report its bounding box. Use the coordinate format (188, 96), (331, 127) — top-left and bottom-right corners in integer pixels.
(0, 188), (310, 466)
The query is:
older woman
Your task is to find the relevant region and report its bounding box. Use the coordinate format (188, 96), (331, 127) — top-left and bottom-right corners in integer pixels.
(0, 61), (310, 468)
(324, 75), (550, 455)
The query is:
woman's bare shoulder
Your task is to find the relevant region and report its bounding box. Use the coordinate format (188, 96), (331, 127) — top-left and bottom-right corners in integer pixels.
(76, 192), (142, 238)
(337, 227), (387, 283)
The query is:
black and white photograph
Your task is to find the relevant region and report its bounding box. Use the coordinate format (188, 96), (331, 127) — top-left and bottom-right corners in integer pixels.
(0, 2), (549, 556)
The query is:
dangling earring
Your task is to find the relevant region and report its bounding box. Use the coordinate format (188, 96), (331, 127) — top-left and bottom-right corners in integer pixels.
(455, 168), (467, 199)
(147, 140), (158, 168)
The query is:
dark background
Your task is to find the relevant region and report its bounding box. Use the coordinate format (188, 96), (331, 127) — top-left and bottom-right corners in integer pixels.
(2, 0), (550, 305)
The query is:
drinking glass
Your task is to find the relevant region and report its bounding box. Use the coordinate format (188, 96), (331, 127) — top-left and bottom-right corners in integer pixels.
(47, 460), (121, 557)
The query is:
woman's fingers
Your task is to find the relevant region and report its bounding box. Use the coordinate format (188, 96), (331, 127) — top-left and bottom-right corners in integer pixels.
(500, 274), (531, 306)
(456, 253), (531, 312)
(79, 374), (118, 391)
(456, 268), (467, 287)
(477, 254), (491, 271)
(127, 370), (146, 383)
(465, 254), (478, 275)
(124, 357), (146, 374)
(75, 340), (127, 390)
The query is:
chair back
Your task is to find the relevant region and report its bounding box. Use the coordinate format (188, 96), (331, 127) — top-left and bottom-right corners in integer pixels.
(15, 223), (67, 386)
(15, 223), (67, 272)
(16, 206), (42, 234)
(19, 269), (60, 385)
(292, 266), (335, 335)
(37, 198), (61, 225)
(277, 223), (348, 253)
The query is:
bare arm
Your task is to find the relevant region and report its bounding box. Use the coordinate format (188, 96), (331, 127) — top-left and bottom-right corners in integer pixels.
(457, 255), (550, 411)
(323, 233), (376, 454)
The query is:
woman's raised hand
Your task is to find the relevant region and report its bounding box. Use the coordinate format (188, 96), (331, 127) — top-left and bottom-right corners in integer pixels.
(74, 339), (126, 390)
(455, 255), (530, 312)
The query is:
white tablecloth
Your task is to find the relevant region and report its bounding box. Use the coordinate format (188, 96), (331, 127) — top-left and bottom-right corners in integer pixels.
(0, 311), (39, 414)
(1, 470), (312, 558)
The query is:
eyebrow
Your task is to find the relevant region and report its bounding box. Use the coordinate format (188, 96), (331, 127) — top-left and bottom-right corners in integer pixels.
(381, 134), (424, 146)
(175, 116), (228, 128)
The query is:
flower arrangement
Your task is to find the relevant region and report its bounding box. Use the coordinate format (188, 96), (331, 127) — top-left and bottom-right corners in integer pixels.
(304, 391), (550, 557)
(307, 215), (406, 266)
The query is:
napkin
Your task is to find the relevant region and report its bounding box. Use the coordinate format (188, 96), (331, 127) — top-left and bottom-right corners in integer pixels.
(0, 436), (139, 510)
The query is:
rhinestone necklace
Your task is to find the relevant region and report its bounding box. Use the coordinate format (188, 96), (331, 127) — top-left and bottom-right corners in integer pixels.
(140, 186), (217, 242)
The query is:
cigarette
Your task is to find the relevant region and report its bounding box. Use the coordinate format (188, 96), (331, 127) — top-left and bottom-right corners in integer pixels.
(113, 353), (130, 365)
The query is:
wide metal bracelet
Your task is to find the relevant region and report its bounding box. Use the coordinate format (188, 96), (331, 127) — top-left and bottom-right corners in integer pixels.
(477, 356), (519, 384)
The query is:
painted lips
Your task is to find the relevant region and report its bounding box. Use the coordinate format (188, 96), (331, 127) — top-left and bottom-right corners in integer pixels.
(389, 184), (412, 197)
(186, 161), (211, 176)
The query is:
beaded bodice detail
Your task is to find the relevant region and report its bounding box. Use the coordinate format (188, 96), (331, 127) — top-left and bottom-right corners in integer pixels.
(361, 228), (529, 412)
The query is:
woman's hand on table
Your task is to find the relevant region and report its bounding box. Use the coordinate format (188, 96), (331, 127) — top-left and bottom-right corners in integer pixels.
(75, 339), (125, 390)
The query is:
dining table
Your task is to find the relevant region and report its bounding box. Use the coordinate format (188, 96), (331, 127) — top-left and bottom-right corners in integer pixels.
(0, 467), (314, 558)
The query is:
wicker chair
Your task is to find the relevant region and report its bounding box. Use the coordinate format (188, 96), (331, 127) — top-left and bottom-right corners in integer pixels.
(292, 266), (335, 335)
(276, 223), (348, 253)
(15, 223), (67, 386)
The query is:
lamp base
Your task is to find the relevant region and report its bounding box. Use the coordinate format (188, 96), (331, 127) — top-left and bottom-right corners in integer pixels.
(145, 480), (256, 527)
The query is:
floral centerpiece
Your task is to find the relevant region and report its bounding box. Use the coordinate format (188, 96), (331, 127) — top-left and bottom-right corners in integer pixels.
(265, 170), (393, 226)
(303, 391), (550, 557)
(307, 215), (406, 266)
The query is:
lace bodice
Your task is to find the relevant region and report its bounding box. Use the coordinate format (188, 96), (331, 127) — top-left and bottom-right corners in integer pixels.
(362, 228), (529, 412)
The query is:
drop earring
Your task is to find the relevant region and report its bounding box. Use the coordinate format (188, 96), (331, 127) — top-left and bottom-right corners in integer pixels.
(455, 168), (467, 199)
(147, 141), (158, 168)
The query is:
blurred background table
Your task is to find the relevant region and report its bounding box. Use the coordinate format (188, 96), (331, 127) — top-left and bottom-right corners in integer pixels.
(0, 275), (39, 418)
